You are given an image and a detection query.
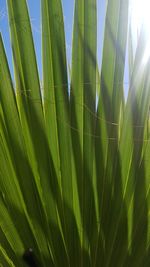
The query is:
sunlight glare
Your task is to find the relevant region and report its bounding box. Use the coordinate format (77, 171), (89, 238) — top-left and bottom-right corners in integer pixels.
(131, 0), (150, 64)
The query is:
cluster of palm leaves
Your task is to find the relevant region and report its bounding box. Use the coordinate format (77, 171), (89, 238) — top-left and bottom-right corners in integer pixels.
(0, 0), (150, 266)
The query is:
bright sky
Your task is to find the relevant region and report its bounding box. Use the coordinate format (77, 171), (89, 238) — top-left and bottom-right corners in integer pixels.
(0, 0), (106, 80)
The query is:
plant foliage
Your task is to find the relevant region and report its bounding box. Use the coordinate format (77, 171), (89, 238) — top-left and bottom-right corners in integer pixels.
(0, 0), (150, 266)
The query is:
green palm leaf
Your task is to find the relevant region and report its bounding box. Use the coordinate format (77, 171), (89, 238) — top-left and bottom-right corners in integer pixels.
(0, 0), (150, 266)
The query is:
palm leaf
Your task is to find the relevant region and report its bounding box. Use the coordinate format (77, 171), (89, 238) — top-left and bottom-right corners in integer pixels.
(0, 0), (150, 266)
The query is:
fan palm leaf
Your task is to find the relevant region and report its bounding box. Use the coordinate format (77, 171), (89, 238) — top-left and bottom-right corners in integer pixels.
(0, 0), (150, 266)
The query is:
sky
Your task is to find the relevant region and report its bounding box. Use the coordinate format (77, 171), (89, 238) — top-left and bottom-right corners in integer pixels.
(0, 0), (106, 80)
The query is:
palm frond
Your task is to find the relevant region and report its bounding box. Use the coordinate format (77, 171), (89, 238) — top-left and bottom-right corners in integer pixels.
(0, 0), (150, 266)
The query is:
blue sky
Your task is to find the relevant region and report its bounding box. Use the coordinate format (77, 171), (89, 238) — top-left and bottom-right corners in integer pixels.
(0, 0), (106, 81)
